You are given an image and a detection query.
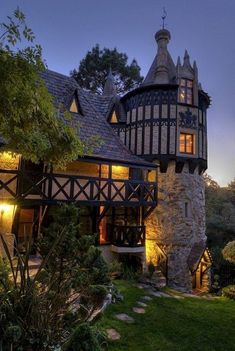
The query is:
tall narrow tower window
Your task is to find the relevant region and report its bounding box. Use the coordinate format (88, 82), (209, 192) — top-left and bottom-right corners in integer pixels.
(180, 133), (194, 154)
(179, 79), (193, 104)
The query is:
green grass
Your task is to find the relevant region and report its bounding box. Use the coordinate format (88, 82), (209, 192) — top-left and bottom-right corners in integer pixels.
(97, 280), (235, 351)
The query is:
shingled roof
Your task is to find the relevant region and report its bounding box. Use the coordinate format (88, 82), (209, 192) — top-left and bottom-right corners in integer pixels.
(187, 241), (212, 273)
(40, 70), (154, 168)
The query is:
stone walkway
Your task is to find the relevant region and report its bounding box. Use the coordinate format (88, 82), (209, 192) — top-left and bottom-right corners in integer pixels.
(108, 283), (211, 341)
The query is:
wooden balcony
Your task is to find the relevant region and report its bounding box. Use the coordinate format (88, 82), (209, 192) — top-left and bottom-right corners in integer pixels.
(108, 224), (145, 253)
(0, 169), (157, 207)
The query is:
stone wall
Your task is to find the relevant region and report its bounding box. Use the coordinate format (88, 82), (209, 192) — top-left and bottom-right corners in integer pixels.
(146, 161), (206, 291)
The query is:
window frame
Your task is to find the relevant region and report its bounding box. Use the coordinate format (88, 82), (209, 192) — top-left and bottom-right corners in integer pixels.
(179, 79), (193, 105)
(179, 132), (195, 154)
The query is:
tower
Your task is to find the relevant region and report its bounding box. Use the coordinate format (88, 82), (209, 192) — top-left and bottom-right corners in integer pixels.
(112, 28), (211, 291)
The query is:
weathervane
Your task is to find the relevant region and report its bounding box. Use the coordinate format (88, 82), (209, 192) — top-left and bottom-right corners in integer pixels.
(161, 7), (167, 29)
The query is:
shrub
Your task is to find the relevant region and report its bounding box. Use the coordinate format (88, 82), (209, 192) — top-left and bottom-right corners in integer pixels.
(222, 285), (235, 300)
(222, 241), (235, 264)
(148, 261), (155, 279)
(63, 323), (105, 351)
(109, 260), (122, 279)
(0, 204), (110, 350)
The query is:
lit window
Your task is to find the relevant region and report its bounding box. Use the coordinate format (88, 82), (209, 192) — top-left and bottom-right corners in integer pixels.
(179, 79), (193, 104)
(110, 111), (118, 123)
(70, 98), (78, 113)
(179, 133), (194, 154)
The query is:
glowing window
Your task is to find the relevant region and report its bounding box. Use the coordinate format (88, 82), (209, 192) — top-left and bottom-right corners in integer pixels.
(70, 98), (78, 113)
(110, 111), (118, 124)
(179, 133), (194, 154)
(179, 79), (193, 104)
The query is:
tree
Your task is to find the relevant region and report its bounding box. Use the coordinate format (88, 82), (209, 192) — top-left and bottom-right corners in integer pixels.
(223, 241), (235, 264)
(0, 8), (88, 167)
(71, 44), (143, 95)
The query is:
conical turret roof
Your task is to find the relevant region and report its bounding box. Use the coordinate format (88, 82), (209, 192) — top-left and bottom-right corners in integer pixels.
(143, 28), (176, 85)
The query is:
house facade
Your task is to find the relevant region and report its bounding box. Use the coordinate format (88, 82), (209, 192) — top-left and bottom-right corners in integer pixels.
(0, 27), (212, 291)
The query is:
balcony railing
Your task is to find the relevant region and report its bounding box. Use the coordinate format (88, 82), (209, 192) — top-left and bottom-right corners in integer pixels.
(0, 169), (157, 207)
(108, 224), (145, 247)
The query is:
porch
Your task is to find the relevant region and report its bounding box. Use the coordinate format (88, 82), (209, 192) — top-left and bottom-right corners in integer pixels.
(0, 169), (157, 207)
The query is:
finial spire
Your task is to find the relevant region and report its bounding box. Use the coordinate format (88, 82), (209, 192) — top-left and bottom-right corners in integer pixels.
(161, 7), (167, 29)
(103, 67), (117, 96)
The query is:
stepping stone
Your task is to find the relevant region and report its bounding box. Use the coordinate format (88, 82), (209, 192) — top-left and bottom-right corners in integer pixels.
(133, 307), (145, 314)
(137, 301), (147, 307)
(115, 313), (135, 323)
(142, 295), (153, 301)
(135, 284), (145, 289)
(148, 290), (171, 298)
(183, 293), (200, 298)
(106, 328), (121, 340)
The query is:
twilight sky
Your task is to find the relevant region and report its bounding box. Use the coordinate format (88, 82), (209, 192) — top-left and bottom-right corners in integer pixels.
(1, 0), (235, 186)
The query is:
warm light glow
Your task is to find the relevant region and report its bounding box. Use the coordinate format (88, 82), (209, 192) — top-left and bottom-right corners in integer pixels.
(0, 203), (17, 234)
(70, 98), (78, 113)
(0, 152), (20, 170)
(0, 204), (16, 216)
(179, 133), (195, 154)
(110, 111), (118, 123)
(111, 165), (129, 180)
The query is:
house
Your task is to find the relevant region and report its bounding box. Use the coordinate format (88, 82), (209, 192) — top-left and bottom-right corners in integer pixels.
(0, 27), (212, 292)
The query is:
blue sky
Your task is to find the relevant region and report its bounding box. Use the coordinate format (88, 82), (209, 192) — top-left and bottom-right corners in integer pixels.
(1, 0), (235, 186)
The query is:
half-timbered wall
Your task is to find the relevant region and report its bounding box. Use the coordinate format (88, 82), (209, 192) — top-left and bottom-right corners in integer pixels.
(112, 89), (208, 168)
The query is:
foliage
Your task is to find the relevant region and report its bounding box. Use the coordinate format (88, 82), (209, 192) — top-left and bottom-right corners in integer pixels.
(147, 261), (155, 279)
(222, 285), (235, 300)
(222, 241), (235, 264)
(0, 230), (69, 350)
(0, 8), (89, 167)
(108, 260), (123, 279)
(205, 173), (235, 249)
(0, 204), (110, 350)
(71, 44), (143, 95)
(211, 274), (221, 292)
(40, 204), (110, 317)
(98, 280), (235, 351)
(205, 174), (235, 286)
(63, 323), (106, 351)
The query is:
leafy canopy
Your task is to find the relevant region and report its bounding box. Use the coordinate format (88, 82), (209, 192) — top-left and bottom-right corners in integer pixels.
(71, 44), (143, 95)
(0, 8), (88, 167)
(223, 241), (235, 264)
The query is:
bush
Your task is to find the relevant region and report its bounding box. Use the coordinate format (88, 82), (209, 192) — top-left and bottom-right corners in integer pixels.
(0, 204), (110, 350)
(148, 261), (155, 279)
(222, 285), (235, 300)
(222, 241), (235, 264)
(63, 323), (105, 351)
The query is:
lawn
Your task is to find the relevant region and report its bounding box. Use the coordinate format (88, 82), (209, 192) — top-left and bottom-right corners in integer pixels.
(97, 280), (235, 351)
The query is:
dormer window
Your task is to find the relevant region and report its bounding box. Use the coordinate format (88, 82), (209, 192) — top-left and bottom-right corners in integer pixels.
(69, 95), (83, 115)
(179, 79), (193, 105)
(70, 98), (79, 113)
(110, 111), (118, 124)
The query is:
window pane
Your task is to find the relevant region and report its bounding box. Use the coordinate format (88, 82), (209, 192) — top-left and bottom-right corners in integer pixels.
(180, 133), (194, 154)
(187, 97), (192, 104)
(180, 88), (186, 102)
(187, 80), (193, 88)
(181, 79), (186, 86)
(179, 134), (186, 152)
(186, 134), (193, 153)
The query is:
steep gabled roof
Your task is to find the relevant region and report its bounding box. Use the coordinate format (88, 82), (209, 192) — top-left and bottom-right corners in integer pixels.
(40, 69), (155, 168)
(187, 241), (212, 273)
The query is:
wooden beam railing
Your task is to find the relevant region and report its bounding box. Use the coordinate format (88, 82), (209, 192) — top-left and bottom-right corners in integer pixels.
(107, 224), (145, 247)
(0, 169), (157, 207)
